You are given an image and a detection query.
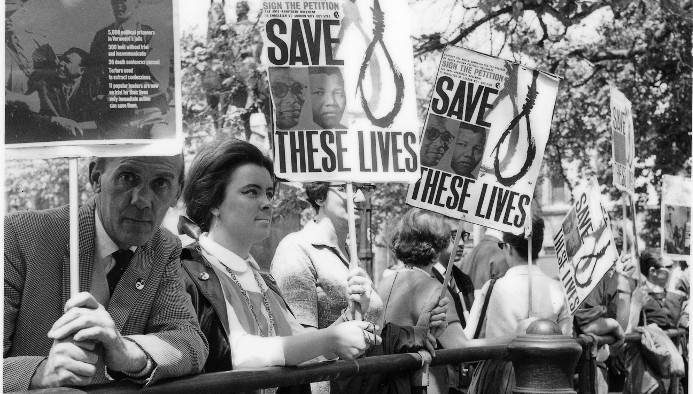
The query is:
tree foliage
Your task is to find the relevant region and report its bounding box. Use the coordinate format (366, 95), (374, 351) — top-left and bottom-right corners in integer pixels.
(6, 1), (691, 251)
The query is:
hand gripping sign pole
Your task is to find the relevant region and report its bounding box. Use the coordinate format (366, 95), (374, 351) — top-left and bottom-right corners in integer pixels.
(69, 158), (80, 297)
(346, 183), (363, 321)
(438, 220), (469, 320)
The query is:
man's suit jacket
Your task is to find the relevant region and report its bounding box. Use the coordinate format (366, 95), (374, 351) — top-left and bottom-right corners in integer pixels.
(458, 234), (511, 290)
(3, 198), (208, 392)
(36, 77), (107, 123)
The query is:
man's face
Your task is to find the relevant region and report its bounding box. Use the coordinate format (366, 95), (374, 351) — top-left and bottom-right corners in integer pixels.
(310, 72), (346, 129)
(421, 116), (453, 167)
(451, 126), (485, 177)
(439, 226), (465, 265)
(111, 0), (139, 24)
(58, 53), (84, 82)
(271, 69), (305, 130)
(93, 156), (183, 249)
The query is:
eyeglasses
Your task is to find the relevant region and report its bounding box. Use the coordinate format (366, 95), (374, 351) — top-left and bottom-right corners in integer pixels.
(450, 230), (470, 243)
(425, 127), (454, 144)
(328, 183), (377, 200)
(272, 82), (306, 99)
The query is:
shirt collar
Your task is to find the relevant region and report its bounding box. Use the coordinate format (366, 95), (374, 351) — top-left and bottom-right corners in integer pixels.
(198, 234), (260, 273)
(505, 264), (542, 276)
(304, 220), (339, 249)
(94, 210), (136, 260)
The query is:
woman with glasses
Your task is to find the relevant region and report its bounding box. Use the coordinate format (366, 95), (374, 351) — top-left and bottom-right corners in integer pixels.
(378, 207), (470, 394)
(464, 216), (571, 394)
(270, 181), (384, 393)
(180, 139), (385, 392)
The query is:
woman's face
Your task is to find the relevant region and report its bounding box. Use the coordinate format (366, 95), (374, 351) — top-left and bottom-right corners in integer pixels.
(320, 184), (365, 230)
(214, 164), (274, 245)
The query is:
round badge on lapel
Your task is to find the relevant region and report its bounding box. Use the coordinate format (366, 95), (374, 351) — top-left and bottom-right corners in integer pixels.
(199, 272), (210, 281)
(135, 278), (145, 290)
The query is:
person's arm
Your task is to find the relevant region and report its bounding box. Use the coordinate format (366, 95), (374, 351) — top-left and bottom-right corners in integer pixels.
(270, 240), (319, 328)
(463, 280), (490, 339)
(422, 286), (467, 349)
(226, 294), (378, 368)
(4, 218), (48, 391)
(122, 249), (209, 384)
(50, 242), (209, 386)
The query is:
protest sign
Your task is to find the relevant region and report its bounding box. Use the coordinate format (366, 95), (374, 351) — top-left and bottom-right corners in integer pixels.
(261, 0), (420, 183)
(610, 87), (635, 193)
(553, 178), (619, 314)
(406, 46), (560, 235)
(661, 175), (692, 261)
(5, 0), (182, 159)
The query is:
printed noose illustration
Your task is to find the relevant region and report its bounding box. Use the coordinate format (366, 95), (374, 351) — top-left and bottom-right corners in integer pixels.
(339, 1), (382, 107)
(490, 69), (540, 187)
(356, 0), (404, 128)
(573, 227), (612, 288)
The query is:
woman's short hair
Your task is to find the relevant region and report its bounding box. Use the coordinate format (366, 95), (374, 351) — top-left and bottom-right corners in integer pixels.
(639, 248), (663, 276)
(184, 138), (273, 232)
(304, 181), (330, 212)
(503, 216), (545, 260)
(388, 208), (450, 267)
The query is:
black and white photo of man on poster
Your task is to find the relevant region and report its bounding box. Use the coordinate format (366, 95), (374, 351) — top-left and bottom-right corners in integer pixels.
(661, 175), (692, 261)
(5, 0), (179, 155)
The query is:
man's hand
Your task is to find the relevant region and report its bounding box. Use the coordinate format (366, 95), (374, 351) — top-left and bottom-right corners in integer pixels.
(328, 321), (382, 360)
(50, 116), (84, 136)
(47, 292), (147, 373)
(29, 338), (99, 389)
(416, 296), (449, 355)
(346, 267), (374, 316)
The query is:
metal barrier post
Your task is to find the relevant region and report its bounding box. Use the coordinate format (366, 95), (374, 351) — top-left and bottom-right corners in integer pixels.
(508, 319), (583, 394)
(576, 335), (598, 394)
(410, 350), (431, 394)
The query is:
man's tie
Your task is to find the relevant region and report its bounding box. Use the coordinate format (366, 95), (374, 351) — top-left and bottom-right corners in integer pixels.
(108, 250), (134, 294)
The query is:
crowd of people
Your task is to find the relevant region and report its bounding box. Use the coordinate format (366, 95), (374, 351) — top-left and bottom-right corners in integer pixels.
(4, 137), (689, 394)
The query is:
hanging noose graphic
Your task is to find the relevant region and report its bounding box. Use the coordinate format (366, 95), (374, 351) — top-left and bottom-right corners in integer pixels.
(574, 239), (611, 288)
(356, 0), (404, 128)
(491, 69), (540, 187)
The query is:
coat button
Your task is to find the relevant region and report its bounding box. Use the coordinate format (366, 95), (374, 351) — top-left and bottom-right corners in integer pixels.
(199, 272), (210, 281)
(135, 278), (145, 290)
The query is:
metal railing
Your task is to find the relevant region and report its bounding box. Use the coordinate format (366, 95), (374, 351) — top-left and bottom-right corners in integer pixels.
(574, 327), (688, 394)
(14, 329), (687, 394)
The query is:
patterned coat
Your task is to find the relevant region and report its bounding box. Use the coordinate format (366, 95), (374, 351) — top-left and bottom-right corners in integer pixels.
(3, 198), (208, 392)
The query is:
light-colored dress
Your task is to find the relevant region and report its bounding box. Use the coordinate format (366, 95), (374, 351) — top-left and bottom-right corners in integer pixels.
(377, 267), (461, 394)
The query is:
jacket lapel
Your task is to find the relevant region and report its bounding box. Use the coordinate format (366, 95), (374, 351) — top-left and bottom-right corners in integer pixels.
(107, 241), (155, 332)
(184, 246), (230, 335)
(61, 199), (97, 307)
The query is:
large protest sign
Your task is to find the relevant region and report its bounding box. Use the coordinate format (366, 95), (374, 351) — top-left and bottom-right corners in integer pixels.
(5, 0), (182, 159)
(610, 87), (635, 192)
(661, 175), (692, 261)
(261, 0), (420, 183)
(553, 178), (619, 314)
(406, 47), (560, 235)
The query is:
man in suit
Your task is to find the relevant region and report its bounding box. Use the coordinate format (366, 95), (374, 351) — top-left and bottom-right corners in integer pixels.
(458, 228), (510, 292)
(33, 47), (108, 139)
(4, 155), (208, 391)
